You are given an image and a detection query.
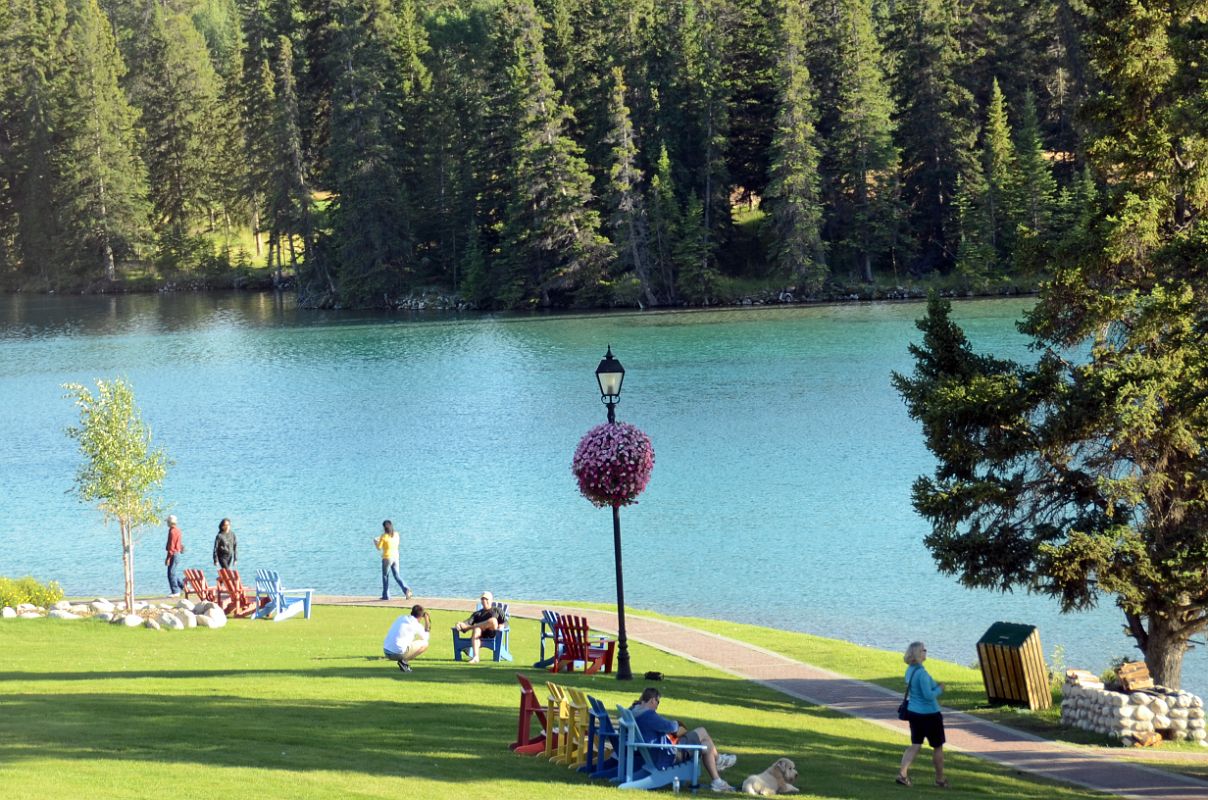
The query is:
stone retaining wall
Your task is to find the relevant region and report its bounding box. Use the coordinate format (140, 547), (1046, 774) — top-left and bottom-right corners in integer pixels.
(1061, 684), (1207, 744)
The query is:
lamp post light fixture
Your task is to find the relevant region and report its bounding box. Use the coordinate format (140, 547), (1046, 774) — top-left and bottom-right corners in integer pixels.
(596, 345), (625, 424)
(595, 345), (633, 680)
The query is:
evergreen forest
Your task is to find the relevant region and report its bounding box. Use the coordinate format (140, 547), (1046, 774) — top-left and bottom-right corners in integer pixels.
(0, 1), (1183, 308)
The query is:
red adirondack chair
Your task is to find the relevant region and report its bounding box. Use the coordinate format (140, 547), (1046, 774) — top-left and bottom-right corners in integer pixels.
(183, 569), (217, 602)
(216, 568), (261, 617)
(551, 615), (616, 675)
(511, 673), (548, 754)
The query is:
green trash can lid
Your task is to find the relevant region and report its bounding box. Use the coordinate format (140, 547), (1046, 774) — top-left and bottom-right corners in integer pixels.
(977, 621), (1037, 647)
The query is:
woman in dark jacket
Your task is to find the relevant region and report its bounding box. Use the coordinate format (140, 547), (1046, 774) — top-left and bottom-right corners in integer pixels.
(212, 518), (237, 570)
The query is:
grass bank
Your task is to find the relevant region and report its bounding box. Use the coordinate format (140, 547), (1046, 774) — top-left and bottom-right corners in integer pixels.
(0, 606), (1105, 800)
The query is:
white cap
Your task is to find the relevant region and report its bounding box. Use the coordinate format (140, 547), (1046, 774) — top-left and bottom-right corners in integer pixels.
(481, 590), (493, 606)
(167, 515), (178, 524)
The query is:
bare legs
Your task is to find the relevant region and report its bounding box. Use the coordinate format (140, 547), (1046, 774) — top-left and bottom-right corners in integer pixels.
(455, 617), (500, 663)
(899, 743), (944, 786)
(693, 727), (722, 781)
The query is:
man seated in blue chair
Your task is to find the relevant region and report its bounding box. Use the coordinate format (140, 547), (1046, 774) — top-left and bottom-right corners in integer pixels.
(630, 687), (736, 792)
(383, 604), (430, 673)
(453, 590), (505, 664)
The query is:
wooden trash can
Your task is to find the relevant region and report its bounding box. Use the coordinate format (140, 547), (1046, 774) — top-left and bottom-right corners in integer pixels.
(976, 622), (1052, 710)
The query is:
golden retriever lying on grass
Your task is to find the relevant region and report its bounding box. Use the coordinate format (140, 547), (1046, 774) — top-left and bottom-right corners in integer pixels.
(741, 757), (799, 795)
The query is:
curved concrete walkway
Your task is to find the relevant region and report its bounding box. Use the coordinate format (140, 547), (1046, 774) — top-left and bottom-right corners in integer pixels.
(320, 596), (1208, 800)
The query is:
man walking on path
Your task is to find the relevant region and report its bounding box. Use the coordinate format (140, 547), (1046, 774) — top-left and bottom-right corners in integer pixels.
(164, 515), (185, 596)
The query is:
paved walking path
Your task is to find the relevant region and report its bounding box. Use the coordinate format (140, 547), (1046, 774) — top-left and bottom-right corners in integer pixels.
(320, 596), (1208, 800)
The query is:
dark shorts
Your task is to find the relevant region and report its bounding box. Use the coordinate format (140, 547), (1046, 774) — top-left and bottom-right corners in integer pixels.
(908, 711), (945, 747)
(673, 729), (702, 763)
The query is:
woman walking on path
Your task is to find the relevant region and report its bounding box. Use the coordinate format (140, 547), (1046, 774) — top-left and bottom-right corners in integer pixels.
(212, 518), (237, 570)
(374, 520), (412, 601)
(897, 641), (948, 788)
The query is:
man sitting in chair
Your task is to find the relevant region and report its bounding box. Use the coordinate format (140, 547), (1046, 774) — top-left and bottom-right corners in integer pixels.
(630, 687), (736, 793)
(453, 590), (505, 664)
(383, 604), (430, 673)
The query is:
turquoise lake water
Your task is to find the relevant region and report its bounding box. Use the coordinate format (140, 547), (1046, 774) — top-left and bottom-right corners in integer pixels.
(2, 292), (1203, 694)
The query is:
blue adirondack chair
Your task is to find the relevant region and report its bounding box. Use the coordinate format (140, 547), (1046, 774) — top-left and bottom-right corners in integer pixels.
(252, 569), (313, 621)
(614, 705), (703, 791)
(452, 601), (513, 662)
(533, 609), (562, 668)
(580, 695), (620, 780)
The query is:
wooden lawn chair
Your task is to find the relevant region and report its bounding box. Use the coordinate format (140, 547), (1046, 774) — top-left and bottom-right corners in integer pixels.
(542, 682), (568, 761)
(216, 568), (261, 618)
(182, 569), (217, 602)
(564, 687), (591, 770)
(533, 609), (562, 668)
(511, 673), (548, 754)
(551, 615), (615, 674)
(452, 601), (513, 662)
(615, 705), (703, 791)
(582, 694), (620, 780)
(252, 569), (313, 621)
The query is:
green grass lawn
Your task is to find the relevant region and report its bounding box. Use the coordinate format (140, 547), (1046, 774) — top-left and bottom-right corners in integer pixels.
(0, 607), (1109, 800)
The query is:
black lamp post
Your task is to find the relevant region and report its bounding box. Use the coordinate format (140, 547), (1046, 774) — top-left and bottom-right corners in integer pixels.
(596, 345), (633, 680)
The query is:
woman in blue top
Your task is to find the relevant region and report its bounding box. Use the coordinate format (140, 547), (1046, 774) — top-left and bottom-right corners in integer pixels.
(896, 641), (948, 788)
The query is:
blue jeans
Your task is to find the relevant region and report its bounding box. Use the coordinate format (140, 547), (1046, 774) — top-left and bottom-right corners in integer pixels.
(381, 560), (409, 599)
(167, 554), (184, 594)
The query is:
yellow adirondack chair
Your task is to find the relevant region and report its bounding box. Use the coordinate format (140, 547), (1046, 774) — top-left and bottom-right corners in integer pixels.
(543, 682), (567, 761)
(564, 687), (591, 770)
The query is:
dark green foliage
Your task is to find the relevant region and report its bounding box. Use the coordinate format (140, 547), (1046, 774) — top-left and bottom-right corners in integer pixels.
(604, 67), (657, 307)
(896, 2), (1208, 689)
(765, 0), (825, 290)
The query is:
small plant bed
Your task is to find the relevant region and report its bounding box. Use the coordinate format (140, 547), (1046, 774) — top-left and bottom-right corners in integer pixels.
(0, 605), (1106, 799)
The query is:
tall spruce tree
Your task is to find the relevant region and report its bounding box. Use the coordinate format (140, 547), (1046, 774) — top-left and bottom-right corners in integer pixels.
(887, 0), (978, 272)
(646, 143), (682, 303)
(321, 0), (414, 306)
(494, 0), (612, 307)
(56, 0), (148, 281)
(1011, 89), (1059, 272)
(265, 37), (315, 282)
(604, 67), (657, 307)
(896, 1), (1208, 688)
(128, 1), (224, 260)
(766, 0), (826, 290)
(981, 79), (1017, 262)
(814, 0), (901, 282)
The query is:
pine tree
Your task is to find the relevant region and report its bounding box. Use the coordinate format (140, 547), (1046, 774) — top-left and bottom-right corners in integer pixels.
(56, 0), (149, 281)
(646, 143), (682, 303)
(981, 79), (1017, 262)
(814, 0), (901, 282)
(494, 0), (613, 307)
(265, 37), (315, 284)
(128, 1), (224, 260)
(604, 68), (657, 307)
(674, 193), (719, 303)
(322, 0), (413, 306)
(952, 159), (994, 283)
(1011, 89), (1058, 273)
(887, 0), (978, 272)
(766, 0), (825, 291)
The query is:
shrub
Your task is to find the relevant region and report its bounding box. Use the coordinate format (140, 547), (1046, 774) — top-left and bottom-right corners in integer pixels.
(0, 576), (65, 609)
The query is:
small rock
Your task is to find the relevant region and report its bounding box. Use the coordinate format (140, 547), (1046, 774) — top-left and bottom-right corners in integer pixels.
(68, 604), (90, 615)
(144, 618), (161, 631)
(1130, 692), (1150, 705)
(16, 603), (37, 613)
(48, 610), (82, 620)
(160, 614), (185, 630)
(174, 598), (196, 611)
(90, 600), (114, 613)
(1134, 705), (1155, 722)
(121, 614), (143, 628)
(18, 612), (43, 619)
(193, 601), (216, 616)
(52, 600), (73, 611)
(94, 612), (114, 623)
(173, 609), (197, 629)
(1, 607), (15, 619)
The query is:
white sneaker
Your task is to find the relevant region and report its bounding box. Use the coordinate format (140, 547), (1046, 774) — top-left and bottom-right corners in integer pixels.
(716, 753), (737, 771)
(710, 777), (734, 792)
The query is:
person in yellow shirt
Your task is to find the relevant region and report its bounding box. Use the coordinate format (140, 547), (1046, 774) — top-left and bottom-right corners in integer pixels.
(374, 520), (412, 601)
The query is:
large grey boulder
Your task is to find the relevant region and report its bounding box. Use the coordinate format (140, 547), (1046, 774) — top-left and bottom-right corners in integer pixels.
(144, 618), (161, 631)
(196, 608), (227, 629)
(18, 612), (43, 619)
(159, 614), (185, 631)
(91, 599), (115, 613)
(121, 614), (143, 628)
(48, 610), (82, 620)
(174, 598), (196, 611)
(52, 600), (73, 611)
(172, 609), (197, 629)
(192, 601), (217, 616)
(94, 612), (114, 623)
(1, 607), (15, 619)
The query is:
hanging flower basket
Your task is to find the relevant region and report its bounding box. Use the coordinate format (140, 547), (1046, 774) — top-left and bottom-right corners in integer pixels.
(572, 422), (655, 508)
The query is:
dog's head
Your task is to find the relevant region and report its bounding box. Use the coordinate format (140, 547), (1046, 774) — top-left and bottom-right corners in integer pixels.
(773, 758), (797, 784)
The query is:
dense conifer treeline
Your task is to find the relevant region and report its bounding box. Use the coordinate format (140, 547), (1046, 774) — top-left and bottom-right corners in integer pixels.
(0, 0), (1107, 307)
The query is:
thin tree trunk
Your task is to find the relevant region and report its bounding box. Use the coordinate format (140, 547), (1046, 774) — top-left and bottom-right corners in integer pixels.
(252, 208), (263, 256)
(121, 519), (134, 613)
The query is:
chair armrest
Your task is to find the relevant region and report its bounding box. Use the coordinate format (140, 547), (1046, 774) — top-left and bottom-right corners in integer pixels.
(625, 741), (706, 752)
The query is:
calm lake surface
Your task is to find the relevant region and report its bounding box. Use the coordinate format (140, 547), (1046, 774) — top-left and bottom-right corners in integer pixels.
(2, 292), (1203, 694)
